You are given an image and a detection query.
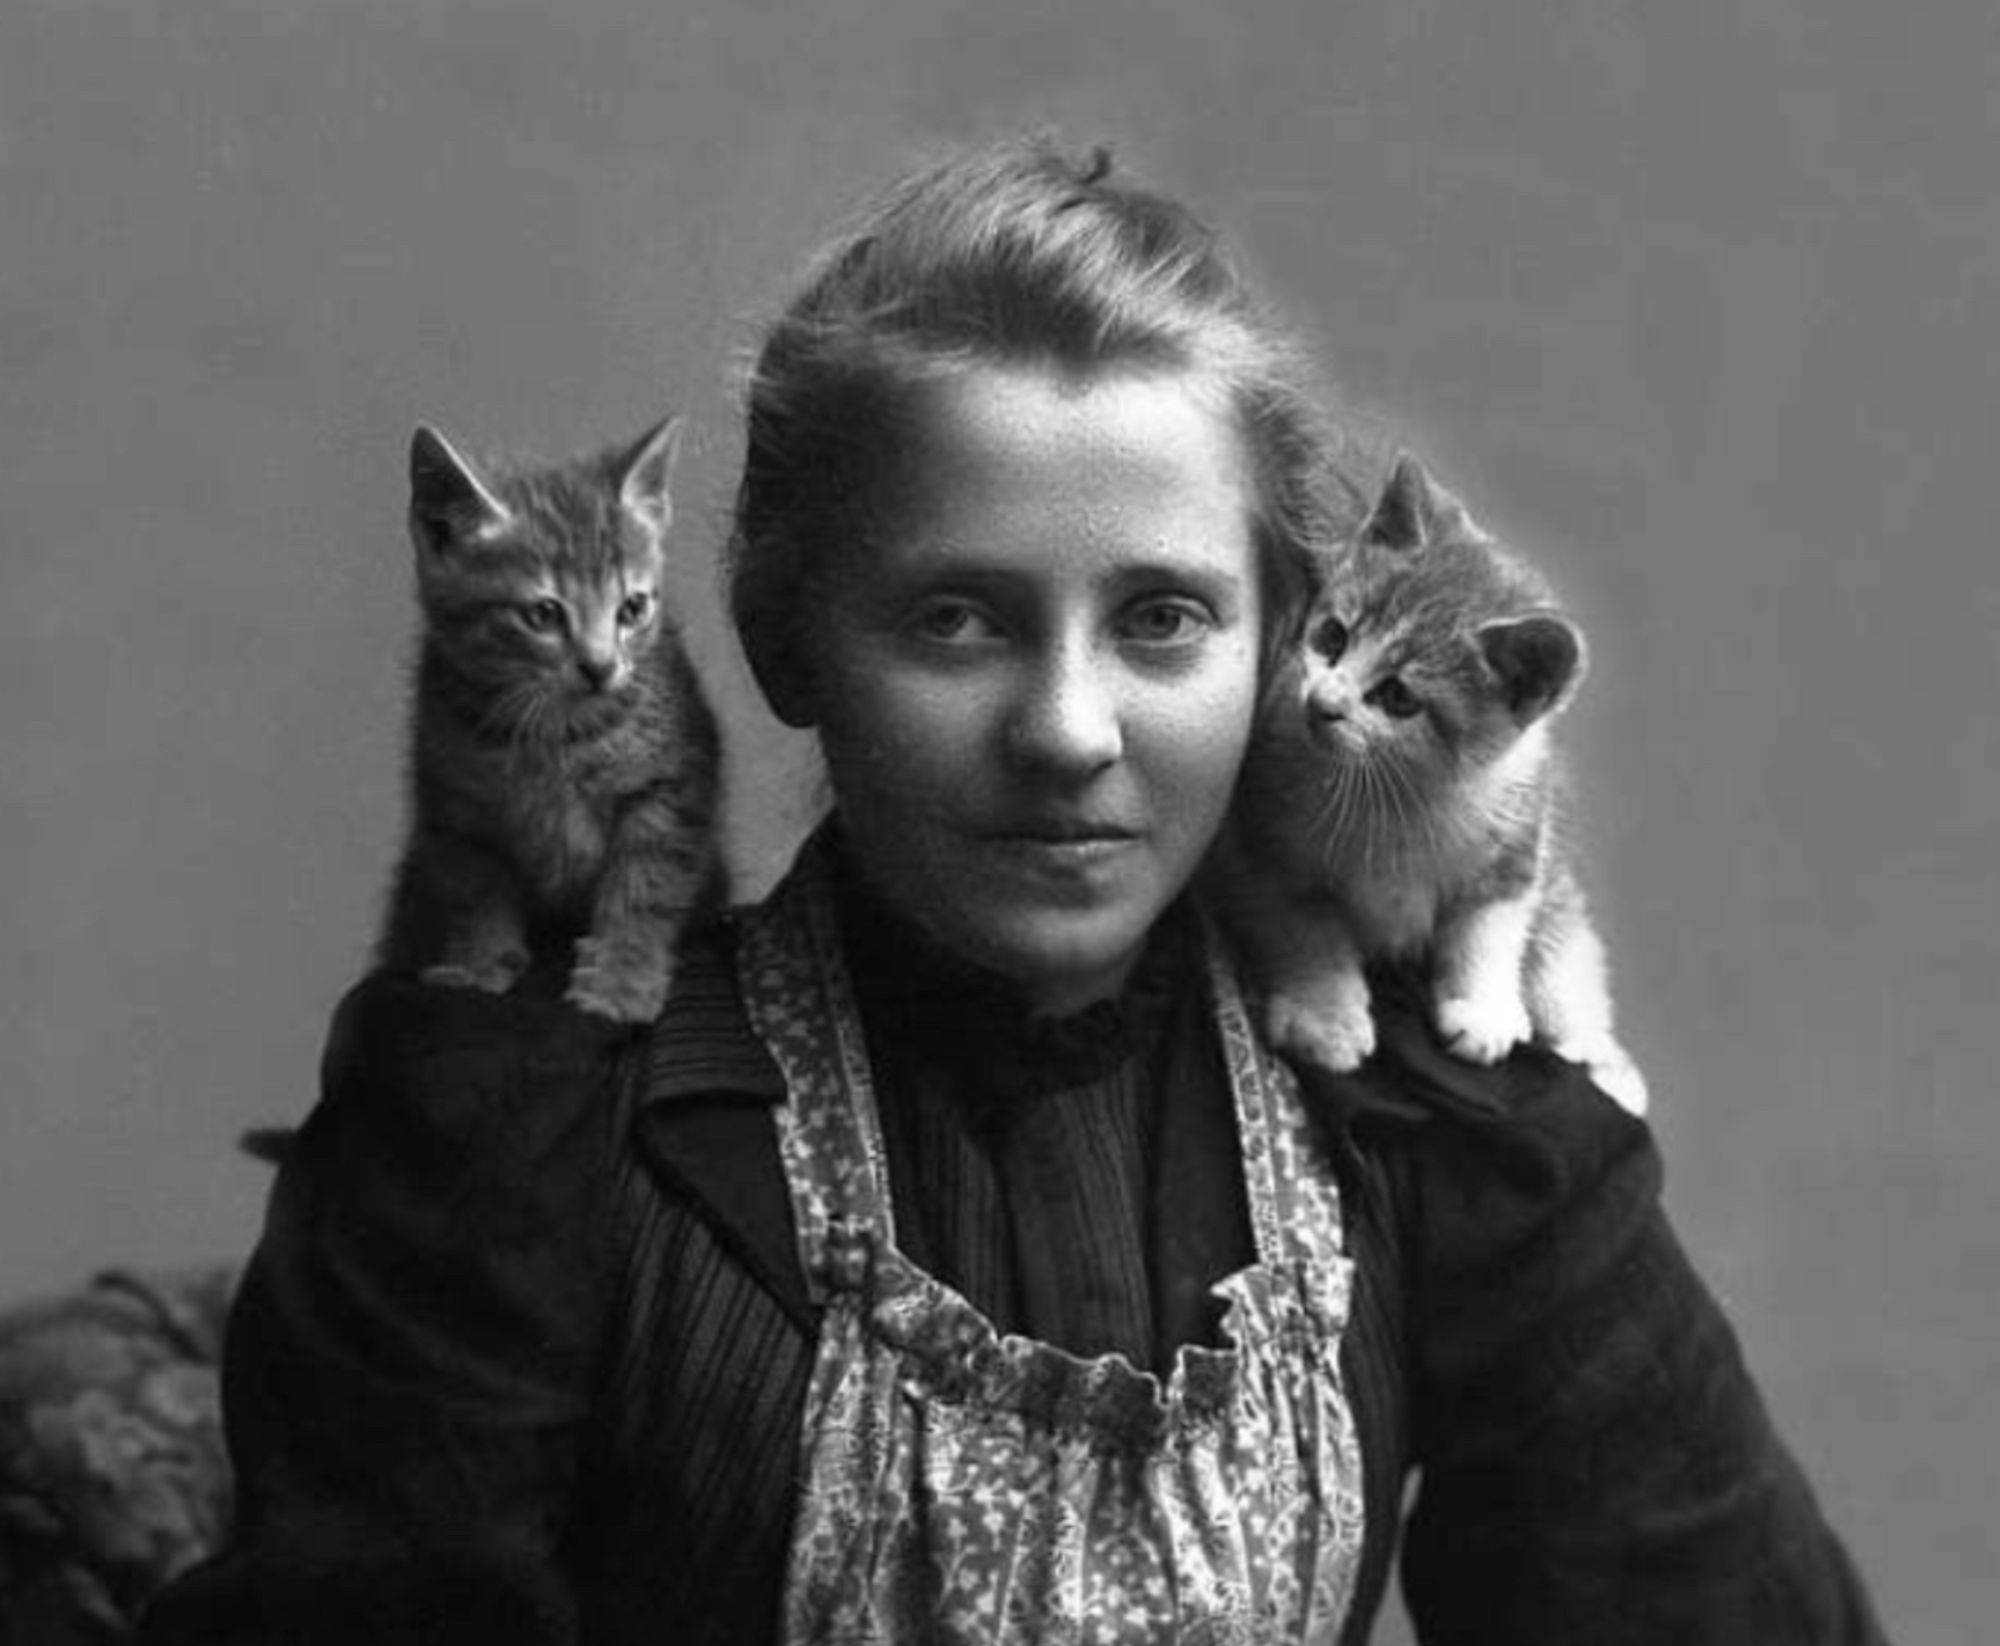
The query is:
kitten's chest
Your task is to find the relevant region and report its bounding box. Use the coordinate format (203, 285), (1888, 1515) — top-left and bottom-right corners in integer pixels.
(503, 761), (616, 886)
(460, 736), (636, 909)
(1338, 873), (1441, 957)
(1281, 811), (1510, 956)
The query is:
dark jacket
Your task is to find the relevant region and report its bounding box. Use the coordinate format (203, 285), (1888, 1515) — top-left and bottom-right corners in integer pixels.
(143, 924), (1886, 1645)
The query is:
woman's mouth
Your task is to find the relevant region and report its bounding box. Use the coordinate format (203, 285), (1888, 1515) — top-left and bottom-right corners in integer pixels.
(981, 823), (1142, 874)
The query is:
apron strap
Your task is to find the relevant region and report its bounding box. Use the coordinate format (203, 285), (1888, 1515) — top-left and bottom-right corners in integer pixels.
(739, 838), (1349, 1291)
(737, 838), (899, 1271)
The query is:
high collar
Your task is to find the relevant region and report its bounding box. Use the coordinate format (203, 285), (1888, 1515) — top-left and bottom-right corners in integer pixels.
(825, 834), (1199, 1123)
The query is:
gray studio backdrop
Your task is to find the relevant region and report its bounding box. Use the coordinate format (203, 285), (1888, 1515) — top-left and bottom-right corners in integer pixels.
(6, 1), (1994, 1637)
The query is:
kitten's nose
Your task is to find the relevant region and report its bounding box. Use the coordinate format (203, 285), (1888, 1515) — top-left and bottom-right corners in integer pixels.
(579, 656), (620, 692)
(1307, 696), (1356, 749)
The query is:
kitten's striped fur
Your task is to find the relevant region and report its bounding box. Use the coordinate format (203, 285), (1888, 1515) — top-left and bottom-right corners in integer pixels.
(376, 414), (721, 1023)
(1216, 454), (1646, 1113)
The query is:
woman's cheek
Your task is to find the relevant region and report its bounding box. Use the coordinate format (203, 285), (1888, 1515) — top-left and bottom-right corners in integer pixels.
(1151, 654), (1260, 781)
(823, 668), (989, 821)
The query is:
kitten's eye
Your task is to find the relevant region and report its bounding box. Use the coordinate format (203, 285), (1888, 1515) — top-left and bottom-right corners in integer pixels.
(1366, 676), (1423, 719)
(1310, 616), (1349, 662)
(1118, 597), (1211, 647)
(519, 599), (566, 634)
(616, 590), (654, 628)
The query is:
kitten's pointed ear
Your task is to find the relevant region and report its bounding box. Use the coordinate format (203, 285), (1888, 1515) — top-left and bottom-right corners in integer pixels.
(617, 414), (684, 538)
(1360, 453), (1485, 552)
(1360, 454), (1436, 552)
(1479, 612), (1588, 726)
(408, 424), (512, 555)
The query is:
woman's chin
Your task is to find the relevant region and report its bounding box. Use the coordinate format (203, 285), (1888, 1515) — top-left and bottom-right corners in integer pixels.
(946, 901), (1156, 1017)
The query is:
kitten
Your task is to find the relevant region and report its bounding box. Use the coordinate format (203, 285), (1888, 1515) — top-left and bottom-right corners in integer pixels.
(375, 413), (722, 1024)
(1216, 454), (1647, 1114)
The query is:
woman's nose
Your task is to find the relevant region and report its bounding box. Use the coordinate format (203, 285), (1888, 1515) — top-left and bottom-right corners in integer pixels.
(1005, 644), (1124, 772)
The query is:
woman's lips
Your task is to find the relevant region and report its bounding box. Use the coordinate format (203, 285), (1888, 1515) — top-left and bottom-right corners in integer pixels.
(980, 825), (1142, 875)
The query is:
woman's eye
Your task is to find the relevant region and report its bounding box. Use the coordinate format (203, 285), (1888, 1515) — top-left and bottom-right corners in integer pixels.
(519, 599), (566, 634)
(1119, 598), (1210, 646)
(1310, 616), (1349, 662)
(616, 591), (654, 627)
(1366, 675), (1423, 719)
(909, 600), (999, 644)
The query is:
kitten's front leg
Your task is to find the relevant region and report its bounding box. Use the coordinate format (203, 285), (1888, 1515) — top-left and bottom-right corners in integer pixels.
(1432, 893), (1537, 1064)
(567, 927), (677, 1024)
(1212, 850), (1378, 1072)
(566, 788), (717, 1024)
(405, 836), (532, 994)
(1527, 895), (1650, 1115)
(425, 911), (530, 994)
(1264, 916), (1378, 1074)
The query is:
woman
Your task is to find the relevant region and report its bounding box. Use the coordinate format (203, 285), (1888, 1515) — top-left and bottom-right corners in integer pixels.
(145, 138), (1886, 1644)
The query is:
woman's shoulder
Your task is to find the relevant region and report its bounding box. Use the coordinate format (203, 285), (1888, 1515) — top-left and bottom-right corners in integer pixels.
(1304, 982), (1662, 1282)
(1323, 998), (1890, 1643)
(639, 914), (788, 1106)
(317, 962), (644, 1166)
(308, 918), (782, 1196)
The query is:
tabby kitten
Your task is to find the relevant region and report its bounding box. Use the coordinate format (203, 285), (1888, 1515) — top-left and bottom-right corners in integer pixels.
(1216, 454), (1647, 1114)
(375, 414), (721, 1024)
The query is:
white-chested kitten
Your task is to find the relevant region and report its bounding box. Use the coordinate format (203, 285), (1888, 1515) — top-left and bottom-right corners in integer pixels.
(1215, 454), (1646, 1114)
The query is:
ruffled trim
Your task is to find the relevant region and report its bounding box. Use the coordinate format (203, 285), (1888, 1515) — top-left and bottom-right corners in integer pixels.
(816, 1221), (1351, 1456)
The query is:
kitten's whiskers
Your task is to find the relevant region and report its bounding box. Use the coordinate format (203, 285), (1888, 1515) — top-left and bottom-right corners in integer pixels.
(476, 678), (544, 742)
(1372, 758), (1405, 867)
(1382, 748), (1444, 867)
(1309, 756), (1362, 873)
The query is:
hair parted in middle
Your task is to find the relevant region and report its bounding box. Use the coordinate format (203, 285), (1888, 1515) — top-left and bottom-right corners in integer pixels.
(727, 132), (1365, 723)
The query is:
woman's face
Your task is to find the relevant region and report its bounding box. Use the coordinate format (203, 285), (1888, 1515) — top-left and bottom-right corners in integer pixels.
(807, 365), (1263, 1015)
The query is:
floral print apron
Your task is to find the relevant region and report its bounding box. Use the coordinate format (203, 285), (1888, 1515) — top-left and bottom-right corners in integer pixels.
(736, 849), (1366, 1644)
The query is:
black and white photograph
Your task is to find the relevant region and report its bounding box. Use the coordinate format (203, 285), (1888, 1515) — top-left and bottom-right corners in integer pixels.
(5, 2), (1990, 1640)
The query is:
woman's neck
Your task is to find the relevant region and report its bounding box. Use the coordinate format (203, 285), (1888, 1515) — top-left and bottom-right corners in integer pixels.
(1018, 957), (1140, 1021)
(826, 833), (1187, 1036)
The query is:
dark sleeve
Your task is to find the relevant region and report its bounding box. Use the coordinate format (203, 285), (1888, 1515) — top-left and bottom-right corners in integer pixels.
(1349, 1027), (1888, 1645)
(141, 972), (634, 1646)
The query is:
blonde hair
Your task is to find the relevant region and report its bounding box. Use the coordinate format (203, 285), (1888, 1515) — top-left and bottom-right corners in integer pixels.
(729, 135), (1356, 710)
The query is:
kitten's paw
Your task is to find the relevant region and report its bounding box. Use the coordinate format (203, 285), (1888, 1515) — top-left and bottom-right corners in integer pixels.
(1552, 1036), (1651, 1118)
(566, 938), (673, 1025)
(1266, 992), (1378, 1074)
(1589, 1054), (1650, 1118)
(420, 956), (525, 995)
(1435, 994), (1532, 1065)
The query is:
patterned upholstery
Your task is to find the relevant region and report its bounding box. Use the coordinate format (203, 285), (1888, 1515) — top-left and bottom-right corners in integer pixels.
(0, 1266), (235, 1643)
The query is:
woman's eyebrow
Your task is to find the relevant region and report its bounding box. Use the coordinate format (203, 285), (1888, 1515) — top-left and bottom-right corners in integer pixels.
(1099, 558), (1248, 606)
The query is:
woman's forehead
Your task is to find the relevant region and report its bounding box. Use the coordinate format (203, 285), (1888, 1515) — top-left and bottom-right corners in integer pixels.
(906, 364), (1237, 468)
(869, 366), (1253, 557)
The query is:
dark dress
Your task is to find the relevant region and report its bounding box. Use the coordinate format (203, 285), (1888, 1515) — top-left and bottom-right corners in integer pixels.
(141, 871), (1887, 1645)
